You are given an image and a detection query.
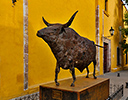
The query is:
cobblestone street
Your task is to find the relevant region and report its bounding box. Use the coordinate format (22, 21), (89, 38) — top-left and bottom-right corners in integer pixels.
(98, 69), (128, 99)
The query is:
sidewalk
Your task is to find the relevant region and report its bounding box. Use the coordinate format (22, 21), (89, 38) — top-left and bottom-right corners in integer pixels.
(98, 70), (128, 99)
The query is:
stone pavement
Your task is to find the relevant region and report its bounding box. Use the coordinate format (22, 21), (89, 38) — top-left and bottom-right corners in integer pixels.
(10, 92), (39, 100)
(98, 70), (128, 99)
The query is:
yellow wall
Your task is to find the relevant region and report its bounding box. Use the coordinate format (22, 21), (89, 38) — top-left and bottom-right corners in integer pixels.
(0, 0), (24, 99)
(109, 0), (124, 71)
(0, 0), (126, 99)
(98, 0), (124, 72)
(0, 0), (96, 99)
(123, 5), (128, 67)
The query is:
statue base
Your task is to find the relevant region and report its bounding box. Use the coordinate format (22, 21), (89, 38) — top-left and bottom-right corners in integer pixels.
(40, 76), (109, 100)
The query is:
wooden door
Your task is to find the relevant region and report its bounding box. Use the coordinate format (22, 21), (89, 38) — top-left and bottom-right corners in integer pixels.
(104, 42), (108, 73)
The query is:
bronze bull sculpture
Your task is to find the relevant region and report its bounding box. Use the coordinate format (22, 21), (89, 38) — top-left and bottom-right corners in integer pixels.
(37, 11), (98, 86)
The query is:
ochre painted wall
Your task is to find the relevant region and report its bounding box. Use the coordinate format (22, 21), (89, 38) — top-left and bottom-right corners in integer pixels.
(0, 0), (24, 99)
(98, 0), (124, 72)
(123, 4), (128, 67)
(108, 0), (123, 71)
(0, 0), (96, 99)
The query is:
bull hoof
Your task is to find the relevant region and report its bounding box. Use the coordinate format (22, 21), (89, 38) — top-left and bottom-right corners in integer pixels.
(71, 83), (75, 87)
(86, 76), (89, 78)
(94, 76), (97, 79)
(56, 82), (60, 86)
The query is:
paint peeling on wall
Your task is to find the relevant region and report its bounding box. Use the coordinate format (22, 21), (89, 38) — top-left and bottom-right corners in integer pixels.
(96, 5), (100, 71)
(23, 0), (28, 90)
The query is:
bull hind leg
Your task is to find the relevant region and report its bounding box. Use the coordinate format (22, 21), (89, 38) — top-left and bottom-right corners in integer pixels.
(86, 66), (89, 78)
(70, 66), (76, 87)
(93, 60), (97, 79)
(55, 64), (60, 86)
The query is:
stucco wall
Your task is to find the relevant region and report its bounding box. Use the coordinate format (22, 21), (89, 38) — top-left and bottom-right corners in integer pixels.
(99, 0), (124, 72)
(0, 0), (96, 99)
(0, 0), (24, 99)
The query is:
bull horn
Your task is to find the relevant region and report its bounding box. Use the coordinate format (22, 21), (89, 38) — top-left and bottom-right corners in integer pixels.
(42, 17), (52, 26)
(63, 11), (78, 28)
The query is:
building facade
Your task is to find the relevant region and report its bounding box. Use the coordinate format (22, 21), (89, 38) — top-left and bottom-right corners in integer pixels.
(0, 0), (127, 99)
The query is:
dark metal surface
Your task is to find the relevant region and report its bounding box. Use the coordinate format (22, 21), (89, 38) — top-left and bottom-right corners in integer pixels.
(126, 82), (128, 88)
(40, 87), (77, 100)
(37, 11), (97, 86)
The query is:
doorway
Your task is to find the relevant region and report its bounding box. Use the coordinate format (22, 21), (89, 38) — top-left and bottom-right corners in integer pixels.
(103, 38), (111, 74)
(104, 42), (108, 73)
(103, 42), (111, 73)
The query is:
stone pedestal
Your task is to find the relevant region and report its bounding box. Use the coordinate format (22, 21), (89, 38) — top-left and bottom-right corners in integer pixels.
(40, 76), (109, 100)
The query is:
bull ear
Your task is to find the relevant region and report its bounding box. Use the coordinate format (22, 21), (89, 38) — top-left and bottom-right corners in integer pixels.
(63, 11), (78, 28)
(60, 27), (65, 34)
(42, 17), (52, 26)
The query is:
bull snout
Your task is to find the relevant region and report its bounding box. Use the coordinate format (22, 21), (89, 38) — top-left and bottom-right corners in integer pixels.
(37, 31), (42, 37)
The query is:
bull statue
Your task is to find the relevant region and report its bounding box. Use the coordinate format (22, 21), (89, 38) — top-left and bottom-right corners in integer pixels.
(37, 11), (98, 87)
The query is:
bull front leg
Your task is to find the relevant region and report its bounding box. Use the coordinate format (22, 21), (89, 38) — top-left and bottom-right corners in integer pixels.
(70, 66), (76, 87)
(55, 63), (60, 86)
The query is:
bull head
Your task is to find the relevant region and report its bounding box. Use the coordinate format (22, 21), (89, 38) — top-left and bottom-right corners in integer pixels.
(37, 11), (78, 42)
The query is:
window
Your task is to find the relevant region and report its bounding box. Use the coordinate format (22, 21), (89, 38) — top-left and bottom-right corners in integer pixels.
(117, 47), (120, 65)
(105, 0), (108, 12)
(12, 0), (17, 5)
(104, 0), (109, 17)
(126, 52), (127, 64)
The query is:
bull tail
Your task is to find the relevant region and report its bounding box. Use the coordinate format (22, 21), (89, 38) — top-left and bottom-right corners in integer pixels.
(95, 44), (104, 48)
